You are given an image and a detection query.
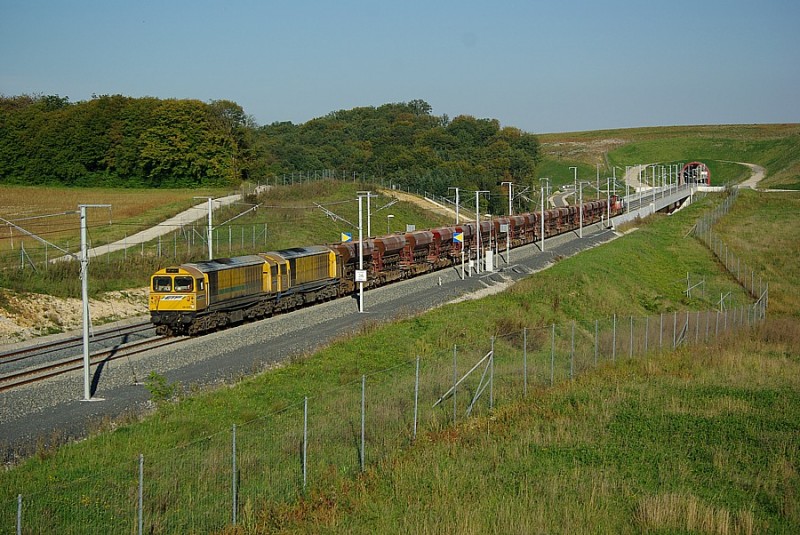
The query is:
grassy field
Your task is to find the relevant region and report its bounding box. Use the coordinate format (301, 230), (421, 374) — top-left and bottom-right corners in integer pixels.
(0, 180), (451, 298)
(538, 124), (800, 190)
(1, 183), (797, 532)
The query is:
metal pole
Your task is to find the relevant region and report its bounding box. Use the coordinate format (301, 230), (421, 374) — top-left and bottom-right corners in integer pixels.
(302, 397), (308, 489)
(453, 345), (458, 423)
(232, 424), (237, 525)
(541, 185), (545, 251)
(673, 311), (677, 348)
(475, 191), (480, 273)
(523, 328), (528, 397)
(138, 454), (144, 535)
(367, 193), (372, 238)
(570, 322), (575, 379)
(594, 319), (598, 365)
(17, 494), (22, 535)
(612, 314), (616, 362)
(579, 183), (583, 238)
(207, 197), (214, 260)
(550, 324), (555, 386)
(629, 316), (634, 358)
(413, 356), (419, 439)
(358, 195), (364, 312)
(695, 311), (700, 344)
(490, 336), (494, 409)
(361, 375), (366, 472)
(80, 206), (91, 401)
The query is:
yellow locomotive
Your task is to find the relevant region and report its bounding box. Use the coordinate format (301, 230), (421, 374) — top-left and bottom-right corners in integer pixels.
(149, 246), (339, 335)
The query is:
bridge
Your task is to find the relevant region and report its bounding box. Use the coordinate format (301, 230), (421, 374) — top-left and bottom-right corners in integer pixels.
(613, 183), (702, 226)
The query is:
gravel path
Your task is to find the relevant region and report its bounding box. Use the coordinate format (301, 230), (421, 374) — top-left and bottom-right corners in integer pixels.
(735, 162), (766, 189)
(0, 222), (620, 461)
(83, 194), (241, 259)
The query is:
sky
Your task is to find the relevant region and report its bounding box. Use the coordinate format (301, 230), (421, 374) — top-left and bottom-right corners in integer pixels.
(1, 0), (798, 134)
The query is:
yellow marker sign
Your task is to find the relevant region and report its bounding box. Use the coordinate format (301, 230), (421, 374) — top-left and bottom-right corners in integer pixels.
(341, 232), (353, 242)
(454, 232), (464, 243)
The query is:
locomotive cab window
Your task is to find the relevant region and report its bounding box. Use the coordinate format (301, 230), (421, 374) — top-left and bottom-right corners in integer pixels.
(174, 276), (194, 292)
(153, 276), (172, 292)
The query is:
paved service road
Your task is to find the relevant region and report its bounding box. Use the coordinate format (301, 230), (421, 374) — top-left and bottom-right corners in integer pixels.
(0, 222), (619, 460)
(81, 194), (242, 259)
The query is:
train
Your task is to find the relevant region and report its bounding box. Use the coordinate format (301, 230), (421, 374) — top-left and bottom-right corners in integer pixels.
(149, 195), (623, 336)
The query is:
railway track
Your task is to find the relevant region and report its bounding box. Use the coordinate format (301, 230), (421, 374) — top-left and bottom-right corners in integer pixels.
(0, 320), (154, 366)
(0, 334), (183, 392)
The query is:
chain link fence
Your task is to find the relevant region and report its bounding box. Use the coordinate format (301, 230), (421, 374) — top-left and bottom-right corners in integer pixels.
(3, 187), (769, 533)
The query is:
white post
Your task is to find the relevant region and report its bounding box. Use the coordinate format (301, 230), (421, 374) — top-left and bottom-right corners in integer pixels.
(455, 187), (459, 224)
(449, 187), (460, 224)
(579, 182), (583, 238)
(502, 181), (513, 216)
(475, 191), (480, 274)
(79, 203), (110, 402)
(81, 206), (90, 401)
(570, 166), (577, 194)
(358, 195), (364, 312)
(539, 178), (549, 252)
(207, 197), (213, 260)
(541, 187), (545, 250)
(366, 192), (372, 238)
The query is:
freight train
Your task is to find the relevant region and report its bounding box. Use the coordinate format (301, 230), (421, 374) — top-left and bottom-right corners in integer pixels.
(149, 195), (623, 336)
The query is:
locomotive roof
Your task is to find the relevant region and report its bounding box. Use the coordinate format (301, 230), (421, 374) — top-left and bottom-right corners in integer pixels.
(271, 245), (332, 259)
(184, 255), (265, 273)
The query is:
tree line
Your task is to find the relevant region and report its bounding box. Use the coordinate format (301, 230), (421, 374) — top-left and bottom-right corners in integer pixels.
(0, 95), (541, 213)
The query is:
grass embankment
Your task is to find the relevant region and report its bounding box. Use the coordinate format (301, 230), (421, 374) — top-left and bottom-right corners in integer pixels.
(538, 124), (800, 190)
(2, 189), (797, 532)
(0, 180), (449, 298)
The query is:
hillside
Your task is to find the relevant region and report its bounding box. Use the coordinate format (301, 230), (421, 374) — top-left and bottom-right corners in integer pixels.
(537, 124), (800, 190)
(1, 180), (798, 532)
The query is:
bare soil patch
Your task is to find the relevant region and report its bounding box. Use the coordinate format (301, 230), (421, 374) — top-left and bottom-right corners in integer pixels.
(0, 288), (148, 345)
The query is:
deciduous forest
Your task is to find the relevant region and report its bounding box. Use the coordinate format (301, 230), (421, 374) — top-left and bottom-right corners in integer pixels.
(0, 95), (540, 213)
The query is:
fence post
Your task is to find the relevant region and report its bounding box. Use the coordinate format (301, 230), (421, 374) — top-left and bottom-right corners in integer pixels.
(232, 424), (237, 525)
(715, 311), (720, 338)
(612, 314), (617, 362)
(361, 375), (366, 472)
(453, 345), (458, 424)
(413, 356), (419, 440)
(17, 494), (22, 535)
(629, 316), (634, 358)
(138, 454), (144, 535)
(673, 312), (677, 348)
(695, 311), (700, 344)
(303, 397), (308, 490)
(570, 322), (575, 380)
(550, 324), (555, 387)
(523, 328), (528, 397)
(490, 337), (495, 410)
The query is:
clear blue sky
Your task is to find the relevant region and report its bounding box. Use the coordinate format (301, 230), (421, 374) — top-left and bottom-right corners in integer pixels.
(2, 0), (798, 133)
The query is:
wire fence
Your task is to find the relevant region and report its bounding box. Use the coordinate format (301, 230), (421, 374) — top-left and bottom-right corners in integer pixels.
(3, 186), (769, 534)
